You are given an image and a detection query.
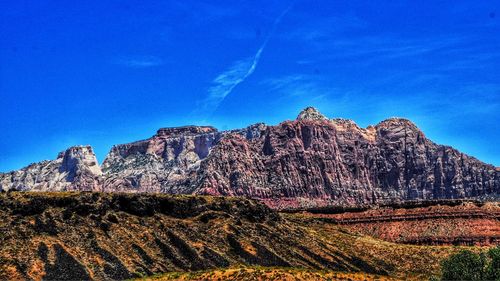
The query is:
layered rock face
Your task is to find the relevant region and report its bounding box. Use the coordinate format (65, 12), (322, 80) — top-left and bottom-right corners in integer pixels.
(1, 108), (498, 208)
(100, 126), (220, 193)
(99, 124), (266, 193)
(0, 146), (101, 192)
(194, 109), (499, 208)
(306, 202), (500, 245)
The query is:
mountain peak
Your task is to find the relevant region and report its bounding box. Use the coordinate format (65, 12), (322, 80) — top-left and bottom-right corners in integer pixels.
(376, 117), (420, 131)
(1, 110), (498, 209)
(296, 107), (327, 121)
(59, 145), (102, 177)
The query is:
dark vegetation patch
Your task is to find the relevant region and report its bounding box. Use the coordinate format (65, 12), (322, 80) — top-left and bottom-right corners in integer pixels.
(166, 231), (205, 270)
(91, 240), (132, 280)
(197, 211), (230, 223)
(34, 215), (58, 235)
(132, 243), (154, 266)
(227, 234), (260, 264)
(38, 243), (92, 281)
(283, 199), (486, 214)
(200, 247), (230, 268)
(1, 192), (277, 222)
(297, 246), (339, 269)
(251, 241), (290, 267)
(105, 213), (119, 223)
(288, 250), (320, 268)
(154, 237), (187, 270)
(323, 252), (351, 271)
(344, 255), (384, 275)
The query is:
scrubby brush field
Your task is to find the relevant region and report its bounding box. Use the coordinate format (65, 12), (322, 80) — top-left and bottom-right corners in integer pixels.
(1, 192), (488, 280)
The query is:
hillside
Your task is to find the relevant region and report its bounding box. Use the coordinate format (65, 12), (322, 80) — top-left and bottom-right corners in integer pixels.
(0, 192), (475, 280)
(301, 201), (500, 245)
(140, 267), (400, 281)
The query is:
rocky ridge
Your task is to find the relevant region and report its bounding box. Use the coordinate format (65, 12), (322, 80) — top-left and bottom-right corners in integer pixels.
(0, 108), (498, 209)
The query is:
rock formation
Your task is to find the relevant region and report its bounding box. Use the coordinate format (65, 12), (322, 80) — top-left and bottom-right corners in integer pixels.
(0, 146), (101, 192)
(1, 108), (498, 209)
(193, 108), (499, 208)
(100, 126), (219, 193)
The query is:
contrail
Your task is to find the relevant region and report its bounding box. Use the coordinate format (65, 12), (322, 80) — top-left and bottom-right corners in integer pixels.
(203, 3), (294, 113)
(244, 3), (294, 80)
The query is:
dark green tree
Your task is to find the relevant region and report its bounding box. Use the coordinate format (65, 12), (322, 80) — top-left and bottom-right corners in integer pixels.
(440, 250), (486, 281)
(439, 246), (500, 281)
(486, 246), (500, 281)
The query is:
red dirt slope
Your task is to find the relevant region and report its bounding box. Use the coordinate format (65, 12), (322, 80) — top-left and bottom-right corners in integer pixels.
(305, 202), (500, 245)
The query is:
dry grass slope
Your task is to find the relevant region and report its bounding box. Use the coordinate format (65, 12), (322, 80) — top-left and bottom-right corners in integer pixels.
(140, 266), (401, 281)
(0, 192), (485, 280)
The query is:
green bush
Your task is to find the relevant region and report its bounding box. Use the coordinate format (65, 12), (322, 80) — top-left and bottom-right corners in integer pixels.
(439, 246), (500, 281)
(486, 247), (500, 281)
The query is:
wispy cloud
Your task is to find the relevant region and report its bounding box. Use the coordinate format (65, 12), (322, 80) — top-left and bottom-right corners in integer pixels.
(282, 10), (499, 73)
(261, 74), (335, 101)
(200, 3), (294, 113)
(114, 56), (164, 68)
(298, 35), (467, 62)
(283, 14), (367, 42)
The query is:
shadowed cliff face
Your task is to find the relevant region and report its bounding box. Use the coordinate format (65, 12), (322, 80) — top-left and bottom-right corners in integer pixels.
(0, 108), (498, 209)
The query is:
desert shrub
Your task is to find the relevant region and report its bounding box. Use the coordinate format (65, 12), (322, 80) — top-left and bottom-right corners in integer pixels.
(486, 247), (500, 281)
(439, 247), (500, 281)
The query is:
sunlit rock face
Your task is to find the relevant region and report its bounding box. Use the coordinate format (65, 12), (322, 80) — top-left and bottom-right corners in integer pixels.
(193, 108), (500, 209)
(100, 126), (221, 193)
(296, 106), (327, 121)
(99, 124), (268, 193)
(1, 108), (498, 209)
(0, 145), (101, 192)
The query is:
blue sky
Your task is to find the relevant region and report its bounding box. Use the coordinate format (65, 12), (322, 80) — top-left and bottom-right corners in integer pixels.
(1, 0), (499, 172)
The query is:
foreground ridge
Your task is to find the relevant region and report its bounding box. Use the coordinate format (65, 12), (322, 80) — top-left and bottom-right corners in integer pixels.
(0, 192), (463, 280)
(1, 107), (498, 209)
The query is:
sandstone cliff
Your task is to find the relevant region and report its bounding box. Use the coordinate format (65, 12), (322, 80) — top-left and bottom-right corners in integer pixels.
(194, 108), (499, 208)
(1, 108), (498, 209)
(0, 146), (101, 192)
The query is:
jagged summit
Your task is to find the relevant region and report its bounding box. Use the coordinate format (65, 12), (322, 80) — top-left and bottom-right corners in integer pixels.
(156, 126), (217, 137)
(296, 107), (327, 121)
(376, 117), (422, 135)
(1, 109), (498, 208)
(331, 118), (377, 142)
(376, 117), (416, 126)
(57, 145), (96, 157)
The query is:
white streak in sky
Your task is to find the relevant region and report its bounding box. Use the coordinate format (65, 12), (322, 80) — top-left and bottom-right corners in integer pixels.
(204, 4), (293, 112)
(114, 56), (164, 68)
